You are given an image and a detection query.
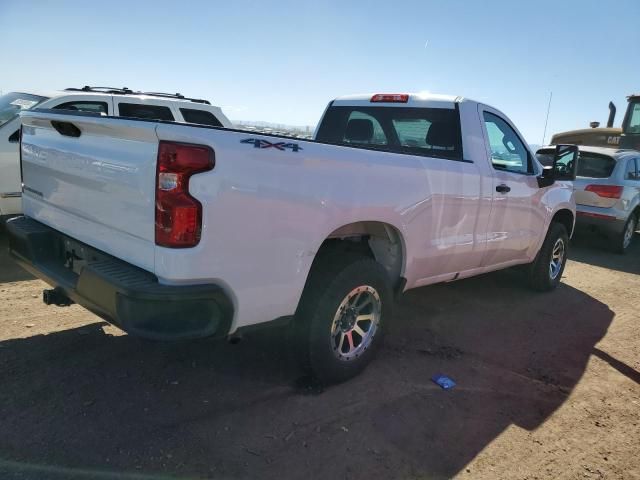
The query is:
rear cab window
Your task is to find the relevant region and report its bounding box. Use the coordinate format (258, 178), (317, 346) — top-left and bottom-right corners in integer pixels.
(315, 106), (463, 160)
(117, 103), (175, 121)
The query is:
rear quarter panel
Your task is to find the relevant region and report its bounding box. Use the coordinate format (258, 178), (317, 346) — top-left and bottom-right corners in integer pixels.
(154, 123), (478, 331)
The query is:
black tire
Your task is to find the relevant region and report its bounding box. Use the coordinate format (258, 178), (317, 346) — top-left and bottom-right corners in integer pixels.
(294, 254), (393, 384)
(612, 213), (637, 254)
(527, 222), (569, 292)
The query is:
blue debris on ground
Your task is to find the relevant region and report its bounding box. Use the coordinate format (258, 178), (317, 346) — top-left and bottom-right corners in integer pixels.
(432, 374), (456, 390)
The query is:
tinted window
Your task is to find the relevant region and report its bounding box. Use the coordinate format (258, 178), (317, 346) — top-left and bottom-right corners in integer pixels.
(118, 103), (174, 121)
(537, 150), (617, 178)
(483, 112), (530, 174)
(626, 102), (640, 134)
(179, 108), (223, 127)
(315, 106), (462, 160)
(343, 110), (387, 145)
(0, 92), (47, 129)
(54, 101), (108, 114)
(625, 158), (639, 180)
(578, 153), (617, 178)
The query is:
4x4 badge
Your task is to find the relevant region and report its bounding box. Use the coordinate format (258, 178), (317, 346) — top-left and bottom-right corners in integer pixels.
(241, 138), (302, 152)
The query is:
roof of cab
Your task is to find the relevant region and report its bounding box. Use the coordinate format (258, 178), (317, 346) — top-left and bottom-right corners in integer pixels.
(331, 92), (468, 109)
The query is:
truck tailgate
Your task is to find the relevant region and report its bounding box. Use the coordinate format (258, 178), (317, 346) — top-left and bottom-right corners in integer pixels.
(20, 110), (158, 273)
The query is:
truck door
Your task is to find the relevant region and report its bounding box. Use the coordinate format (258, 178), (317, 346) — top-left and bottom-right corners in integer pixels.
(478, 105), (545, 267)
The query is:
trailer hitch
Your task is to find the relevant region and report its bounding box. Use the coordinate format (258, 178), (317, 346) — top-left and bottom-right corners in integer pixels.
(42, 288), (74, 307)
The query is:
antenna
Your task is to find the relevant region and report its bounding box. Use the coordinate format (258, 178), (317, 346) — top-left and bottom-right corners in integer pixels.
(541, 91), (553, 145)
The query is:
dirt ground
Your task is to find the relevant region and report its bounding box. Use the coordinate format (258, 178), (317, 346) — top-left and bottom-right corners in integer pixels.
(0, 231), (638, 480)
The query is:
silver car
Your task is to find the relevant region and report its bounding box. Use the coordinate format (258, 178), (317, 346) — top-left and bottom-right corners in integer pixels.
(537, 146), (640, 253)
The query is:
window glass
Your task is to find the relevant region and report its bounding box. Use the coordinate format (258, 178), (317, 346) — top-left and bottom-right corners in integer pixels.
(344, 110), (387, 145)
(0, 92), (47, 129)
(537, 150), (616, 178)
(53, 101), (108, 114)
(483, 112), (530, 173)
(626, 102), (640, 134)
(8, 130), (20, 143)
(625, 158), (638, 180)
(393, 119), (430, 148)
(179, 108), (223, 127)
(577, 153), (616, 178)
(118, 103), (174, 121)
(315, 106), (462, 160)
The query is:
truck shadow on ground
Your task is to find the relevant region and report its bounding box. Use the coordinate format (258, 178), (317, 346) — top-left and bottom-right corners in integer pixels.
(0, 234), (34, 284)
(0, 268), (614, 480)
(570, 232), (640, 275)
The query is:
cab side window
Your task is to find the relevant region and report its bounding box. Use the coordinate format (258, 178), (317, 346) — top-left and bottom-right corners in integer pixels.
(483, 112), (531, 174)
(625, 158), (639, 180)
(179, 108), (223, 127)
(53, 101), (109, 115)
(118, 103), (174, 121)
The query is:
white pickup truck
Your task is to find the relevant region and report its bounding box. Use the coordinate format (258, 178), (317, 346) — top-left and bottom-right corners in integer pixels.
(0, 87), (232, 222)
(7, 92), (577, 383)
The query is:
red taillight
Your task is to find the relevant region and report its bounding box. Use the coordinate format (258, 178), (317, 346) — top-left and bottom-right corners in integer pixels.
(155, 141), (214, 248)
(584, 184), (623, 199)
(370, 93), (409, 103)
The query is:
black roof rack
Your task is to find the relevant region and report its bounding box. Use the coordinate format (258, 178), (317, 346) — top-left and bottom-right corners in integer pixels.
(64, 86), (211, 105)
(141, 91), (210, 105)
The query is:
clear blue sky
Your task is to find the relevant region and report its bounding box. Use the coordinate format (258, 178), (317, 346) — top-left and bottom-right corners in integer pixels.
(1, 0), (638, 143)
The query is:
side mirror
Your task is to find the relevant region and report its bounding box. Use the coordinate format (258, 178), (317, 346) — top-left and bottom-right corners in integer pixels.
(537, 165), (555, 188)
(552, 144), (578, 181)
(537, 144), (578, 188)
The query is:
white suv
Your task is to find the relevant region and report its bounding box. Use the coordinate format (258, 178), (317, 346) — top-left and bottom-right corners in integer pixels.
(0, 86), (232, 222)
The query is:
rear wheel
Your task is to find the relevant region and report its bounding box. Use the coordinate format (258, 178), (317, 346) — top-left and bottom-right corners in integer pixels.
(294, 255), (392, 384)
(527, 222), (569, 292)
(613, 213), (637, 254)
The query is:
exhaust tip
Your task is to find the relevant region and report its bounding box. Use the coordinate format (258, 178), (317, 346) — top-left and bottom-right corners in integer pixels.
(228, 334), (243, 345)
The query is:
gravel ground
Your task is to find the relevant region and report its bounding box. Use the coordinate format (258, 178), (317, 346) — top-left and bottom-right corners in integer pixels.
(0, 231), (638, 480)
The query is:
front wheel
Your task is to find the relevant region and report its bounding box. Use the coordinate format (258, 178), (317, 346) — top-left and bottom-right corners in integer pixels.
(294, 255), (393, 384)
(527, 222), (569, 292)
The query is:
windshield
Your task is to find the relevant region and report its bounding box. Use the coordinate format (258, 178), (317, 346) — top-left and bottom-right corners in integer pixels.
(624, 100), (640, 134)
(0, 92), (47, 129)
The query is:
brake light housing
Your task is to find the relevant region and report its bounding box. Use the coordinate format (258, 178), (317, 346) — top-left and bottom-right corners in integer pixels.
(370, 93), (409, 103)
(155, 141), (214, 248)
(584, 184), (623, 199)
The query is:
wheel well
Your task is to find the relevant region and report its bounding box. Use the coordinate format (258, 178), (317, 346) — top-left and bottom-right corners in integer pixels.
(314, 222), (405, 288)
(552, 209), (574, 237)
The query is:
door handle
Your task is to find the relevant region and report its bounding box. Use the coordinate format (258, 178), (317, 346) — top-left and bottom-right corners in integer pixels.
(496, 184), (511, 194)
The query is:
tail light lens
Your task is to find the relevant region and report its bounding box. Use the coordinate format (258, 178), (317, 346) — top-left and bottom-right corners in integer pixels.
(155, 141), (214, 248)
(584, 184), (623, 199)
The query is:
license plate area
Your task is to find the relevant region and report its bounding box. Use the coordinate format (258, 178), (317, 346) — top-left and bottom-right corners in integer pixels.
(62, 237), (108, 276)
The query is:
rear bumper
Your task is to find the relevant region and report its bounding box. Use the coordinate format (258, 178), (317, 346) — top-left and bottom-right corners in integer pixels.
(575, 206), (626, 236)
(6, 216), (234, 341)
(0, 194), (23, 218)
